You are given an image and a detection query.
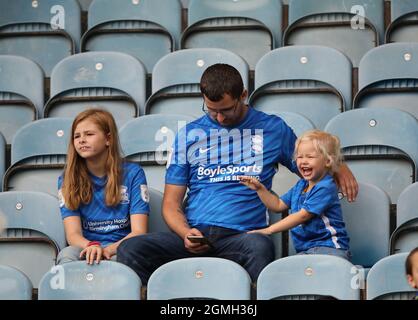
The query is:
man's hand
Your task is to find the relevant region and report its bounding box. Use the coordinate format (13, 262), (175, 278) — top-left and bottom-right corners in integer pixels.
(184, 228), (211, 254)
(335, 163), (358, 202)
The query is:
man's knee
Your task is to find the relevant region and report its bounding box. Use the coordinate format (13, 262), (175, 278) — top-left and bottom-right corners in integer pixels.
(245, 233), (275, 259)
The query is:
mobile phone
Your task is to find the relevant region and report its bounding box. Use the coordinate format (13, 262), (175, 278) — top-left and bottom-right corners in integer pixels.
(187, 235), (212, 246)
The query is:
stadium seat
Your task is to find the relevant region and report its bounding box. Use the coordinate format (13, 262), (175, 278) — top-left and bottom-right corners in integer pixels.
(0, 55), (44, 144)
(386, 0), (418, 43)
(78, 0), (93, 11)
(3, 118), (72, 196)
(390, 183), (418, 254)
(367, 253), (416, 300)
(340, 182), (391, 272)
(119, 114), (195, 192)
(354, 43), (418, 120)
(284, 0), (384, 67)
(250, 46), (352, 129)
(0, 132), (5, 192)
(181, 0), (282, 70)
(0, 265), (32, 300)
(325, 108), (418, 204)
(257, 255), (360, 300)
(148, 187), (170, 233)
(44, 51), (146, 122)
(146, 48), (249, 118)
(0, 191), (66, 288)
(0, 0), (81, 76)
(38, 261), (141, 300)
(81, 0), (182, 74)
(147, 257), (252, 300)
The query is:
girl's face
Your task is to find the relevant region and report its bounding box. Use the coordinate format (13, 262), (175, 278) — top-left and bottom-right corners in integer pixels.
(407, 252), (418, 289)
(296, 140), (330, 184)
(73, 119), (109, 162)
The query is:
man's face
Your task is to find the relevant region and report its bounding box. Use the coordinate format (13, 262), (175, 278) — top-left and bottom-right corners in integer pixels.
(407, 251), (418, 289)
(203, 92), (246, 127)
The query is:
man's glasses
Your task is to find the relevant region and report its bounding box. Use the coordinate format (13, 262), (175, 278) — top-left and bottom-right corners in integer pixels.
(202, 100), (239, 118)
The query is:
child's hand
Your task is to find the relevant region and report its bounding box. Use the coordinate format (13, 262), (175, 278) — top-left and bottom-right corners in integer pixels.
(238, 176), (264, 191)
(247, 228), (272, 235)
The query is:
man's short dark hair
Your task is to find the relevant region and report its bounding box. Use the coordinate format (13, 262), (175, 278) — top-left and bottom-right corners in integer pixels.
(406, 247), (418, 275)
(200, 63), (244, 102)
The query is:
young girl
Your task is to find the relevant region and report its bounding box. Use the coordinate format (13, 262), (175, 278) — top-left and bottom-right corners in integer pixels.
(57, 108), (150, 265)
(239, 129), (350, 260)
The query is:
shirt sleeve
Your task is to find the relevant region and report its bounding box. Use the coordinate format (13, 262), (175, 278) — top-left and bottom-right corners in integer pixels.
(301, 183), (335, 216)
(129, 165), (151, 215)
(280, 184), (295, 208)
(57, 175), (80, 219)
(165, 126), (189, 185)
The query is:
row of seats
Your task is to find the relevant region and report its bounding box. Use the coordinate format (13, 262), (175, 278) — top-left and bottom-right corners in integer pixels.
(0, 177), (416, 290)
(3, 42), (418, 144)
(0, 253), (415, 300)
(1, 0), (418, 76)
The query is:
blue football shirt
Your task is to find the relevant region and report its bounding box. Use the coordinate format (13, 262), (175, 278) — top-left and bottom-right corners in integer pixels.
(166, 107), (297, 231)
(58, 162), (150, 246)
(281, 174), (350, 252)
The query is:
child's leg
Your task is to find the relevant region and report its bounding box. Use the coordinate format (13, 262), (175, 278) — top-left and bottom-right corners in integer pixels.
(56, 246), (83, 264)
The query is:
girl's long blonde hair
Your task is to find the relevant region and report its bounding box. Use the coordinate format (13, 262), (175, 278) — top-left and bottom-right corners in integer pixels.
(295, 129), (343, 174)
(61, 108), (123, 210)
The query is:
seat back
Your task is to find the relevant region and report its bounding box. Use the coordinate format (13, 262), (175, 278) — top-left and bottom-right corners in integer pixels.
(325, 108), (418, 204)
(284, 0), (384, 67)
(0, 55), (44, 144)
(147, 257), (252, 300)
(367, 253), (416, 300)
(45, 51), (147, 120)
(0, 191), (66, 288)
(340, 183), (391, 269)
(0, 132), (4, 191)
(0, 265), (32, 300)
(390, 183), (418, 254)
(38, 261), (141, 300)
(182, 0), (282, 69)
(148, 187), (170, 233)
(250, 46), (352, 129)
(386, 0), (418, 43)
(119, 114), (195, 192)
(354, 43), (418, 120)
(146, 48), (249, 118)
(82, 0), (182, 73)
(0, 0), (81, 76)
(257, 255), (360, 300)
(3, 118), (72, 196)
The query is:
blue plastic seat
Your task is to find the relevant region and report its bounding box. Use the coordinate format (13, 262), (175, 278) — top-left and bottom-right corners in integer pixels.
(0, 55), (44, 144)
(44, 51), (147, 122)
(146, 48), (249, 118)
(390, 183), (418, 254)
(367, 253), (416, 300)
(78, 0), (93, 11)
(119, 114), (195, 192)
(354, 43), (418, 120)
(147, 257), (252, 300)
(250, 46), (352, 129)
(3, 118), (72, 196)
(257, 255), (360, 300)
(0, 132), (5, 192)
(386, 0), (418, 43)
(0, 265), (32, 300)
(340, 182), (391, 272)
(38, 261), (141, 300)
(181, 0), (282, 70)
(325, 108), (418, 204)
(0, 0), (81, 76)
(0, 191), (66, 289)
(81, 0), (182, 74)
(148, 187), (170, 233)
(284, 0), (384, 67)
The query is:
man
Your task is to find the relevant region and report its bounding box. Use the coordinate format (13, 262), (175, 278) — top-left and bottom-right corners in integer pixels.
(117, 64), (358, 284)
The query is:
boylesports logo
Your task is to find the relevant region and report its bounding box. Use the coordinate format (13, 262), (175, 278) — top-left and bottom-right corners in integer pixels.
(197, 164), (262, 180)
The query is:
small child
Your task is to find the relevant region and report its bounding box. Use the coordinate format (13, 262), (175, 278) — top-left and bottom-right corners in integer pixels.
(406, 247), (418, 299)
(239, 129), (350, 260)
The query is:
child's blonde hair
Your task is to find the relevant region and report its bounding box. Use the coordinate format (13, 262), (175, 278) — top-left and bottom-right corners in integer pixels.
(294, 129), (343, 174)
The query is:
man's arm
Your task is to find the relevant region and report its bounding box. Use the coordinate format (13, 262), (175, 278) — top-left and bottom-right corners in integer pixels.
(162, 184), (210, 254)
(334, 163), (358, 202)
